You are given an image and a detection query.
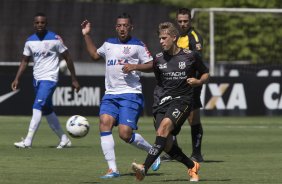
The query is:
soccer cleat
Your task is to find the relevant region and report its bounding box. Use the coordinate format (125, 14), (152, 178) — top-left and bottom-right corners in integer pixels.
(14, 138), (31, 148)
(191, 154), (204, 163)
(160, 153), (173, 162)
(188, 161), (200, 182)
(132, 162), (145, 181)
(100, 169), (120, 179)
(151, 156), (161, 171)
(56, 139), (72, 149)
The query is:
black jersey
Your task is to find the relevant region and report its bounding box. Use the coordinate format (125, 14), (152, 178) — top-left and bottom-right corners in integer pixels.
(152, 49), (208, 112)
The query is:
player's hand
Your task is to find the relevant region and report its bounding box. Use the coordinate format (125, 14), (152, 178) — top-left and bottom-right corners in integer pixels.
(11, 80), (19, 91)
(122, 64), (137, 73)
(187, 77), (201, 87)
(72, 80), (80, 93)
(81, 20), (91, 36)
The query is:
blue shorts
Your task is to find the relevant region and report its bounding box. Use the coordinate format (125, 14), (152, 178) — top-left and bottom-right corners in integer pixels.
(32, 80), (57, 115)
(99, 93), (144, 130)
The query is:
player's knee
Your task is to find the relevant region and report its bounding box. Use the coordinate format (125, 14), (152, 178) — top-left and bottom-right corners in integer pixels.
(156, 124), (171, 137)
(119, 133), (131, 143)
(99, 121), (112, 131)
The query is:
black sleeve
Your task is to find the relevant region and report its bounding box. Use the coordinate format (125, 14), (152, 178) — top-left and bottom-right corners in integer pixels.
(153, 57), (161, 83)
(189, 30), (203, 57)
(194, 52), (209, 76)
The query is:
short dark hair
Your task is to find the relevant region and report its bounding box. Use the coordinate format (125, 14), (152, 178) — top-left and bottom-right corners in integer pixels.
(117, 12), (133, 24)
(176, 8), (191, 19)
(34, 12), (47, 18)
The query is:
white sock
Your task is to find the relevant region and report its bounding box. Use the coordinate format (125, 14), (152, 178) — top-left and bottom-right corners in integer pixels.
(130, 133), (152, 152)
(24, 109), (42, 146)
(46, 112), (68, 142)
(100, 132), (117, 172)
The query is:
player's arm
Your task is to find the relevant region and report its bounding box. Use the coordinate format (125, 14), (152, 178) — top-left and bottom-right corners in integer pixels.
(122, 61), (153, 73)
(190, 31), (203, 57)
(61, 50), (80, 92)
(81, 20), (101, 61)
(11, 55), (30, 90)
(187, 53), (209, 87)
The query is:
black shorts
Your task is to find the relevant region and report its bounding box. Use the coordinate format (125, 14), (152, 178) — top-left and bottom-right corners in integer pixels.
(193, 86), (203, 109)
(153, 99), (192, 136)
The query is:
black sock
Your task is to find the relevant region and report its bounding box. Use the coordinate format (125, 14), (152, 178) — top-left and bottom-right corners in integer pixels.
(144, 136), (166, 173)
(167, 145), (194, 169)
(167, 144), (195, 168)
(173, 136), (179, 146)
(191, 124), (203, 155)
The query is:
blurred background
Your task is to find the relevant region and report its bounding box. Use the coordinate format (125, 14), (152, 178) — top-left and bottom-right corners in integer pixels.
(1, 0), (282, 116)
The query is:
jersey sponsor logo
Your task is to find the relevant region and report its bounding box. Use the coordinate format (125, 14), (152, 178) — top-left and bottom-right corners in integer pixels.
(163, 71), (187, 77)
(179, 61), (186, 69)
(123, 46), (131, 54)
(107, 59), (129, 66)
(33, 51), (52, 58)
(0, 90), (19, 103)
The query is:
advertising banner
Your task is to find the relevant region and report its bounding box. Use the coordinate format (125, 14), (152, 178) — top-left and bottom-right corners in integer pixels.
(1, 75), (282, 116)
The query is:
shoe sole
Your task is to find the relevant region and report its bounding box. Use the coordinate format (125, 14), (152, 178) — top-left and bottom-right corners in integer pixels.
(132, 163), (145, 181)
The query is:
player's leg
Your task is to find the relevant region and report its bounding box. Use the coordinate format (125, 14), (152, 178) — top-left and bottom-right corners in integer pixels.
(118, 93), (161, 171)
(99, 95), (120, 179)
(14, 80), (44, 148)
(188, 109), (204, 162)
(46, 111), (71, 148)
(132, 117), (173, 181)
(188, 86), (204, 162)
(37, 81), (70, 148)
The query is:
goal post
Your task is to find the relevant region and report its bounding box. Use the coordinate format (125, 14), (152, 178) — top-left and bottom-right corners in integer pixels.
(191, 8), (282, 76)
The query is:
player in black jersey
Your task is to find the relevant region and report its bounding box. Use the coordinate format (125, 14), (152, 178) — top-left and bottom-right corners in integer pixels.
(161, 8), (205, 163)
(132, 22), (209, 182)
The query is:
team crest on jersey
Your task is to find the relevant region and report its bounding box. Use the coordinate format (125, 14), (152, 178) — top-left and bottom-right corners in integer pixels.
(158, 63), (167, 69)
(123, 46), (131, 54)
(196, 43), (202, 50)
(179, 61), (186, 69)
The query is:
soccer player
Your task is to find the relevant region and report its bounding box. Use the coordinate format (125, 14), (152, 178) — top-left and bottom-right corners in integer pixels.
(12, 13), (80, 149)
(132, 22), (209, 182)
(81, 13), (160, 179)
(161, 8), (205, 163)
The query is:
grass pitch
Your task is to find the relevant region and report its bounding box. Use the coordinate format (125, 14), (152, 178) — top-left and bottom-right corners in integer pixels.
(0, 116), (281, 184)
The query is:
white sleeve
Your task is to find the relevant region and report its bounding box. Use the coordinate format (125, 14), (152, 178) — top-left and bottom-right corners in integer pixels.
(56, 38), (68, 53)
(23, 42), (32, 56)
(97, 42), (106, 58)
(138, 44), (153, 64)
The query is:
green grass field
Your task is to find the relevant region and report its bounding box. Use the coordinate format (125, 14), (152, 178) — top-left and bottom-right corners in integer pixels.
(0, 116), (281, 184)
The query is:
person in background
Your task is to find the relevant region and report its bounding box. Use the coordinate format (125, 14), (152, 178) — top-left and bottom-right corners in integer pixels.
(12, 12), (80, 149)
